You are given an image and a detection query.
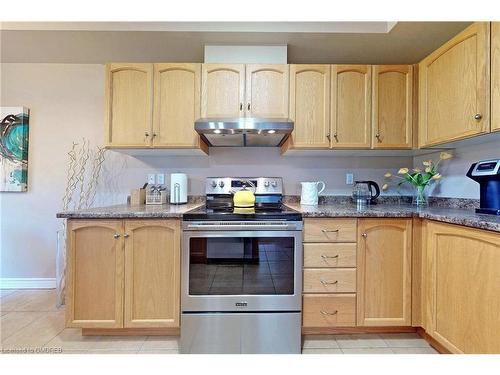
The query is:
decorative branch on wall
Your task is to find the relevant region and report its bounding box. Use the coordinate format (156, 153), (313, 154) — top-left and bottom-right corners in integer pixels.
(0, 107), (29, 192)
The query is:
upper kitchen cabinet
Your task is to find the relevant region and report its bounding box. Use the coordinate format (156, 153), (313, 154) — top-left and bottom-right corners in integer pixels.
(372, 65), (413, 149)
(245, 64), (289, 118)
(419, 22), (490, 147)
(201, 64), (245, 118)
(153, 63), (202, 148)
(357, 218), (412, 327)
(105, 63), (153, 147)
(331, 65), (371, 149)
(491, 22), (500, 132)
(288, 65), (331, 148)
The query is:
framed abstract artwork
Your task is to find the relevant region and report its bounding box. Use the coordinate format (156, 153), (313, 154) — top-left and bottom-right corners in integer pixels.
(0, 107), (30, 192)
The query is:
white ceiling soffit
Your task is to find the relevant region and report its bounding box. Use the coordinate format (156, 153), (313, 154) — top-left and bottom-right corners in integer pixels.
(0, 21), (398, 33)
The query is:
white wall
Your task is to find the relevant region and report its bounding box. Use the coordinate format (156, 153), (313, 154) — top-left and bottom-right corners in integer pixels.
(413, 140), (500, 199)
(1, 62), (499, 280)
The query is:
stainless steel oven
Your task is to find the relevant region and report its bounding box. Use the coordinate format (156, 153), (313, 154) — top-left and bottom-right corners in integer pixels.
(180, 220), (303, 354)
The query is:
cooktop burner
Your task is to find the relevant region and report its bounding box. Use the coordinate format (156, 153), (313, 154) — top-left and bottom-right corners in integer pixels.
(183, 205), (302, 221)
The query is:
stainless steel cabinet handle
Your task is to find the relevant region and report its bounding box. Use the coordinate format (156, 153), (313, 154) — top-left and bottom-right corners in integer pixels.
(322, 229), (339, 233)
(375, 133), (381, 142)
(113, 233), (121, 239)
(321, 254), (339, 259)
(320, 310), (338, 316)
(247, 103), (251, 111)
(333, 133), (338, 142)
(361, 233), (367, 238)
(326, 133), (331, 141)
(123, 233), (129, 238)
(144, 132), (149, 137)
(474, 113), (482, 120)
(240, 103), (243, 111)
(152, 133), (157, 138)
(320, 279), (338, 286)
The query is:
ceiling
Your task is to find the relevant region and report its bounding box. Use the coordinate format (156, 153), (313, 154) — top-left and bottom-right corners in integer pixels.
(0, 22), (471, 64)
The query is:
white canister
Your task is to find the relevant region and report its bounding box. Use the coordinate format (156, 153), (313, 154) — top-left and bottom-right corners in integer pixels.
(170, 173), (188, 204)
(300, 181), (326, 206)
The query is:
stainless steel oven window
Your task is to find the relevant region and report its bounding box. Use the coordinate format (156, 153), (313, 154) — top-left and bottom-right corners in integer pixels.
(188, 236), (295, 295)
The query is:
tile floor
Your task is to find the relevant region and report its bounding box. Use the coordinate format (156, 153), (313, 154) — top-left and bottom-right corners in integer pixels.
(0, 289), (438, 354)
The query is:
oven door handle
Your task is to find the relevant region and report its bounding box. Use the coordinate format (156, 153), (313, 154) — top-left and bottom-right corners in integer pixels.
(185, 222), (296, 230)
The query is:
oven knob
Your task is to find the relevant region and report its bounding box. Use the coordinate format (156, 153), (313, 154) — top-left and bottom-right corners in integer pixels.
(219, 181), (225, 188)
(264, 181), (270, 187)
(211, 181), (217, 188)
(271, 181), (277, 187)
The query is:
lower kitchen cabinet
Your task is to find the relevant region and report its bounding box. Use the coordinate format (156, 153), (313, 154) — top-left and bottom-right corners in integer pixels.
(425, 222), (500, 353)
(66, 219), (181, 330)
(124, 220), (180, 328)
(357, 218), (412, 326)
(66, 220), (124, 328)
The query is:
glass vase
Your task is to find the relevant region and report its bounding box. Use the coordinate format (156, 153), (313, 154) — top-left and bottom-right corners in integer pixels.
(413, 185), (428, 206)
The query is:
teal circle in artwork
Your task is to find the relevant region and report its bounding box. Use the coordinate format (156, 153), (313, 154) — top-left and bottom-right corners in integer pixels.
(4, 124), (28, 162)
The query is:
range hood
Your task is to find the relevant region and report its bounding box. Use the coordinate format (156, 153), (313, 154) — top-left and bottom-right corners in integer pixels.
(195, 118), (294, 147)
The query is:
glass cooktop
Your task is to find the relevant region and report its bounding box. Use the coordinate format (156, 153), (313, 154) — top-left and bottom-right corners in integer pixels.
(183, 205), (302, 221)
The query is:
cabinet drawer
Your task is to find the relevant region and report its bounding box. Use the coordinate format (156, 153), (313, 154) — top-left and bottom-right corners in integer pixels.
(304, 243), (357, 268)
(304, 218), (357, 243)
(303, 294), (356, 327)
(303, 269), (356, 293)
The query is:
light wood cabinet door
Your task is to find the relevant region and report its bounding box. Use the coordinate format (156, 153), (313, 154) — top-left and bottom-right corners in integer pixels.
(492, 22), (500, 132)
(201, 64), (245, 118)
(419, 22), (490, 146)
(357, 218), (412, 326)
(153, 63), (201, 147)
(124, 220), (181, 328)
(331, 65), (371, 149)
(245, 64), (289, 118)
(66, 220), (124, 328)
(105, 63), (153, 147)
(289, 65), (331, 148)
(372, 65), (413, 149)
(425, 222), (500, 354)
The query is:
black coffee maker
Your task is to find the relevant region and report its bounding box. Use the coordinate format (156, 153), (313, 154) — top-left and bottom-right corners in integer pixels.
(466, 159), (500, 215)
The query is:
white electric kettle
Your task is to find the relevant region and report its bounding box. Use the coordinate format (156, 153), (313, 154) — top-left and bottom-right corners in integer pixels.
(300, 181), (326, 206)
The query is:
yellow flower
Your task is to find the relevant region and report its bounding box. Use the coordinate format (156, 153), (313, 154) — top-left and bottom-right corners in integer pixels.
(398, 168), (409, 175)
(413, 168), (422, 173)
(425, 167), (432, 173)
(382, 184), (389, 191)
(432, 173), (442, 180)
(422, 160), (433, 166)
(384, 172), (392, 178)
(440, 152), (453, 160)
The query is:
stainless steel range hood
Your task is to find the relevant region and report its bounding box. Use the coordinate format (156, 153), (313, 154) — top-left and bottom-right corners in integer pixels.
(195, 118), (294, 147)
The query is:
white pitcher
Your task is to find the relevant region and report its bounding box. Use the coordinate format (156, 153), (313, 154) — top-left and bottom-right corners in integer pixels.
(300, 181), (326, 206)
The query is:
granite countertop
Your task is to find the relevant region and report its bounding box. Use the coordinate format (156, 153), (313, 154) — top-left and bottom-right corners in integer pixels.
(285, 203), (500, 233)
(57, 201), (500, 233)
(56, 202), (203, 219)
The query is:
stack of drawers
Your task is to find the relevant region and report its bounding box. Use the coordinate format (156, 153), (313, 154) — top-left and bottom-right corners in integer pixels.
(302, 218), (357, 328)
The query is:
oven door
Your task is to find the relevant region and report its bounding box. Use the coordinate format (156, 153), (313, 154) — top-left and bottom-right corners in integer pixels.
(182, 228), (302, 312)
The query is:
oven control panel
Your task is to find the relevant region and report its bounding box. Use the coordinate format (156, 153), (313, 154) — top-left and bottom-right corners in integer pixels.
(205, 177), (283, 195)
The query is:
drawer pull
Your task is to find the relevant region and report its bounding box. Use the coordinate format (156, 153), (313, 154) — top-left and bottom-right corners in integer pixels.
(320, 279), (338, 286)
(322, 229), (339, 233)
(320, 310), (338, 316)
(321, 254), (339, 260)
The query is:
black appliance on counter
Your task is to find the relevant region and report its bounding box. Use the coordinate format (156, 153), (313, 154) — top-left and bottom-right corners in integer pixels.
(466, 159), (500, 215)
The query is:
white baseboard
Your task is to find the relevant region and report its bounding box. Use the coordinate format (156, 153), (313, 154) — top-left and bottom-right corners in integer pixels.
(0, 278), (56, 289)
